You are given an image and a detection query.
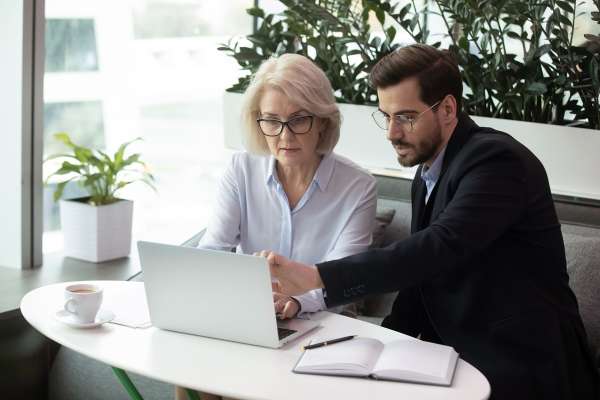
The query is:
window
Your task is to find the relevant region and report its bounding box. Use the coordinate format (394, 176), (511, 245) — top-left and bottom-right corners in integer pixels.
(43, 1), (251, 253)
(45, 19), (99, 72)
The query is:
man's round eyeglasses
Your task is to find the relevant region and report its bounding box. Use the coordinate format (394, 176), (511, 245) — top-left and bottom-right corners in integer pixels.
(256, 115), (314, 137)
(371, 100), (442, 133)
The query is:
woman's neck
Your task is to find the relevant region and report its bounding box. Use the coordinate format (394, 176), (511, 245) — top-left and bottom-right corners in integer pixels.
(276, 154), (322, 207)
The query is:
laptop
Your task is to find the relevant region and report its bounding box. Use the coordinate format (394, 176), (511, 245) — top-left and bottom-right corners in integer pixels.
(137, 241), (319, 348)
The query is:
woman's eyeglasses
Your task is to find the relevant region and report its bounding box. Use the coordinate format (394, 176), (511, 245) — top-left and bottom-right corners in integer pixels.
(256, 115), (314, 137)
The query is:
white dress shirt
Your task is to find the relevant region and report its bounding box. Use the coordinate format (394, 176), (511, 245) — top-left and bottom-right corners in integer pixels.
(198, 151), (377, 313)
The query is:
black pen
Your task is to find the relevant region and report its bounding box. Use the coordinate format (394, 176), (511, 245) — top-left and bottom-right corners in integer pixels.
(303, 335), (357, 350)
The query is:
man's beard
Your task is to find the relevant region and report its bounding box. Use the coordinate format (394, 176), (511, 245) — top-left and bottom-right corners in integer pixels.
(393, 126), (442, 167)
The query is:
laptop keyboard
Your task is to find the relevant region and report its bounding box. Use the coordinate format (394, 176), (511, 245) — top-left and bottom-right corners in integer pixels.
(278, 327), (297, 340)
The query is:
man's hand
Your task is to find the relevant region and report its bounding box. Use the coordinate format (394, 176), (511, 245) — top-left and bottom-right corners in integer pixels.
(255, 251), (324, 296)
(273, 292), (300, 319)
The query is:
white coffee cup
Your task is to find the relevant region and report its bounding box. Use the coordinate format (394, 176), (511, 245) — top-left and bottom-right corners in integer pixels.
(64, 284), (103, 323)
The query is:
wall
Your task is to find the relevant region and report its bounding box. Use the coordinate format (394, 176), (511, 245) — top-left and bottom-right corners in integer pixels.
(0, 2), (24, 268)
(224, 91), (600, 201)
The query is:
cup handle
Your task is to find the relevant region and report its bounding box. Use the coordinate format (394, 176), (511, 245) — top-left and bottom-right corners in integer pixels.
(64, 298), (78, 315)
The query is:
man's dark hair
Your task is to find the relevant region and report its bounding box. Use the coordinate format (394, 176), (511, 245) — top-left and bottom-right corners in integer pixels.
(370, 44), (463, 113)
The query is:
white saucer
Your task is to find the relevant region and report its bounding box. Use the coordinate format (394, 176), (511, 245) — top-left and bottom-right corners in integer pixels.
(54, 308), (115, 328)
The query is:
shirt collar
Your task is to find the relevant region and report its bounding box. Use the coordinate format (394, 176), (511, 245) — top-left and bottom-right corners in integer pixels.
(266, 156), (278, 185)
(265, 153), (334, 191)
(313, 153), (334, 191)
(420, 146), (446, 184)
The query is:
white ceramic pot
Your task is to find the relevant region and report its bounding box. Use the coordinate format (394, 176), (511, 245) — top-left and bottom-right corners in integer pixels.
(471, 116), (600, 200)
(60, 198), (133, 263)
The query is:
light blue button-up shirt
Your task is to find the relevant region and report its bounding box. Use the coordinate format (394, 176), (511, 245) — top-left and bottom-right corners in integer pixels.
(199, 152), (377, 313)
(420, 147), (446, 203)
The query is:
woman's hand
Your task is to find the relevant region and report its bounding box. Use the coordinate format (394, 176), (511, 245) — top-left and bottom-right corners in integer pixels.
(273, 292), (300, 319)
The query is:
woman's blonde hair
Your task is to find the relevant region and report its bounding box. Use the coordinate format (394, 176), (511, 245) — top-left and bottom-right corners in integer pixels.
(241, 53), (340, 155)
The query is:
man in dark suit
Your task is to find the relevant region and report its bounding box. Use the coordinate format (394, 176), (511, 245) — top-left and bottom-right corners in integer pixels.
(266, 44), (599, 399)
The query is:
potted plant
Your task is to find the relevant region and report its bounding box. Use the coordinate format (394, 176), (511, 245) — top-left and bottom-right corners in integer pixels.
(220, 0), (599, 126)
(218, 0), (600, 199)
(44, 133), (155, 262)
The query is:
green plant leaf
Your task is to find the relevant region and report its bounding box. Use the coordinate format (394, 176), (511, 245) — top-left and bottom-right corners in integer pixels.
(114, 181), (132, 191)
(74, 147), (92, 163)
(527, 82), (548, 94)
(46, 127), (157, 202)
(398, 3), (411, 20)
(590, 57), (599, 88)
(43, 153), (78, 163)
(140, 176), (158, 192)
(557, 12), (573, 27)
(535, 44), (552, 58)
(83, 173), (103, 188)
(556, 1), (575, 13)
(53, 132), (74, 148)
(506, 31), (520, 40)
(386, 26), (397, 42)
(97, 150), (113, 165)
(52, 177), (77, 202)
(53, 161), (82, 176)
(121, 153), (141, 168)
(114, 137), (142, 170)
(246, 6), (265, 18)
(375, 7), (385, 25)
(53, 181), (68, 202)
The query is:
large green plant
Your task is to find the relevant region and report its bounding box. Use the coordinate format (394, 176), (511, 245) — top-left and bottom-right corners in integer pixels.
(219, 0), (401, 104)
(434, 0), (600, 127)
(219, 0), (600, 129)
(44, 133), (156, 206)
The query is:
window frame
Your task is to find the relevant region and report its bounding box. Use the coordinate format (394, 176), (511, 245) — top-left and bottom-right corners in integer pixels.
(0, 0), (44, 269)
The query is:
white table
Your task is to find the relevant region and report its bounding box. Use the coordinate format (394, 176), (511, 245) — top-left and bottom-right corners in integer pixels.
(21, 281), (490, 400)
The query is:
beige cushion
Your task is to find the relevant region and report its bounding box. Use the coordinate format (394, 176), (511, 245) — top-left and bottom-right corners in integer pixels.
(371, 207), (396, 248)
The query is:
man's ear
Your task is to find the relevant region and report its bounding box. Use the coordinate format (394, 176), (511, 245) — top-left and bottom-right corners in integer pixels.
(441, 95), (458, 122)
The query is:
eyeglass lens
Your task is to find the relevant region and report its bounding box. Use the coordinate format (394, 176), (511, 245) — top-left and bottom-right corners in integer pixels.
(372, 100), (441, 131)
(258, 115), (313, 136)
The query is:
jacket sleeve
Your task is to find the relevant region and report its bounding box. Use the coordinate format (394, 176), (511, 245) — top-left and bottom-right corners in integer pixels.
(318, 144), (528, 307)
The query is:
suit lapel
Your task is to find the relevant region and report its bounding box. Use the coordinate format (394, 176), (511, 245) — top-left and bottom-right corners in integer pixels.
(411, 173), (427, 233)
(440, 113), (477, 175)
(419, 183), (440, 229)
(411, 113), (479, 231)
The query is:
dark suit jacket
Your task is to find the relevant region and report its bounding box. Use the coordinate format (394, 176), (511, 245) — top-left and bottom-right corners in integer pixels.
(317, 114), (599, 399)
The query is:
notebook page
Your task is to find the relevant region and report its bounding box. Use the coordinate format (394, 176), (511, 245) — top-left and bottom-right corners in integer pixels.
(295, 337), (384, 376)
(372, 339), (457, 384)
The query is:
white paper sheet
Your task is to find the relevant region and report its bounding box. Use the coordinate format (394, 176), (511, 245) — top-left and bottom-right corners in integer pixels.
(103, 282), (152, 328)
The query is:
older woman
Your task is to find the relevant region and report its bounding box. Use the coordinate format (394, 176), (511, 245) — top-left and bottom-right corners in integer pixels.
(199, 53), (377, 318)
(176, 54), (377, 400)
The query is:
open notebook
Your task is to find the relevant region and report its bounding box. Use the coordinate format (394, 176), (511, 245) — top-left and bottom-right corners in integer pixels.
(293, 337), (459, 386)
